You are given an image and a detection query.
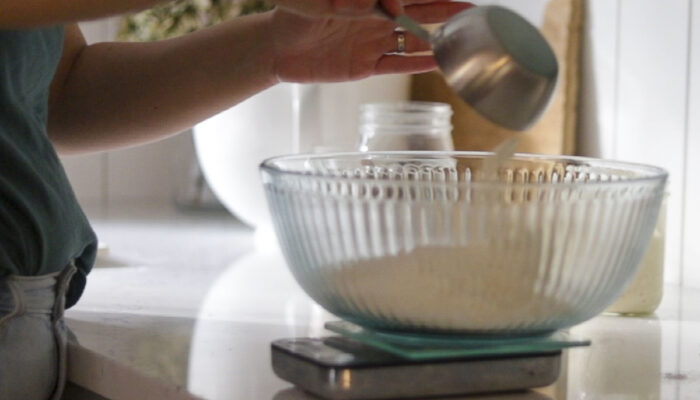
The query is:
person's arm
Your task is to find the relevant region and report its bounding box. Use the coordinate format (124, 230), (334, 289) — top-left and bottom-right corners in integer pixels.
(48, 15), (278, 154)
(0, 0), (403, 29)
(48, 2), (473, 154)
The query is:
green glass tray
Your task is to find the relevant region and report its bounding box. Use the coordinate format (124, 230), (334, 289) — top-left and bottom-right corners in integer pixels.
(325, 321), (590, 361)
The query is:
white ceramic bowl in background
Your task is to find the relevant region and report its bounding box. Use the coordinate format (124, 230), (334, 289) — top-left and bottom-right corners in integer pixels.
(193, 75), (411, 235)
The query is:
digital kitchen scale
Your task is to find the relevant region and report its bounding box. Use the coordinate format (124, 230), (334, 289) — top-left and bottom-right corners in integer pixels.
(271, 321), (590, 400)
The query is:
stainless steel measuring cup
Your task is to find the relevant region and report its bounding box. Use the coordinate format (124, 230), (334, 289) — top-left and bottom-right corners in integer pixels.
(386, 5), (559, 131)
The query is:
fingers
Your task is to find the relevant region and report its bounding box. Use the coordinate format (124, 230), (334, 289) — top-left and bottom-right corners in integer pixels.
(375, 55), (438, 75)
(404, 1), (475, 24)
(384, 31), (431, 54)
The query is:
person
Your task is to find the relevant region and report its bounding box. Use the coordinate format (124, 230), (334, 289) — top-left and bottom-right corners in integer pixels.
(0, 0), (472, 399)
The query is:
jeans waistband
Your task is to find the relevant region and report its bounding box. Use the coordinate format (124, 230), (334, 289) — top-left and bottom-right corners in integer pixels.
(0, 264), (77, 319)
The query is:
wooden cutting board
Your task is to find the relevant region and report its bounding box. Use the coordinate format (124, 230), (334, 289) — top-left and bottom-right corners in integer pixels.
(411, 0), (583, 155)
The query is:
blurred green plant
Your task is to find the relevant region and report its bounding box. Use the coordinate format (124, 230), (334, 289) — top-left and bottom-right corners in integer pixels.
(118, 0), (273, 42)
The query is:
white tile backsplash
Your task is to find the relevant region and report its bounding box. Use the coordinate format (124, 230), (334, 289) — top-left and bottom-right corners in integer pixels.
(60, 152), (106, 207)
(60, 134), (195, 210)
(106, 133), (194, 204)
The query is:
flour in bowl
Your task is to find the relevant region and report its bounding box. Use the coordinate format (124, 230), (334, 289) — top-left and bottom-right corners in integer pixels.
(323, 240), (576, 333)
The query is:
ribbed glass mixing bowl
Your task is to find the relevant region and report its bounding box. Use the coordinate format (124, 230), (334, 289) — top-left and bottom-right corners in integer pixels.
(260, 152), (667, 335)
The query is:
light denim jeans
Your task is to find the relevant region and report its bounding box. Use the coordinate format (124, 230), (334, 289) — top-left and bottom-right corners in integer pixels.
(0, 263), (76, 400)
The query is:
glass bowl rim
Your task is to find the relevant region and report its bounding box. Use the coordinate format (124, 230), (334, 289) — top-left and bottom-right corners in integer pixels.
(260, 151), (668, 189)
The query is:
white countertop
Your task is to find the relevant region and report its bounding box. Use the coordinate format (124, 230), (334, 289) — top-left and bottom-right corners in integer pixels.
(66, 205), (700, 400)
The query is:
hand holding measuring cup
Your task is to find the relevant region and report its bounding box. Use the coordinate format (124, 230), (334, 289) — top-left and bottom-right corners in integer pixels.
(378, 4), (559, 131)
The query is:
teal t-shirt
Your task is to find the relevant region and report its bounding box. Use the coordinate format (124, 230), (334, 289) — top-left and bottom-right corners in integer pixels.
(0, 26), (97, 307)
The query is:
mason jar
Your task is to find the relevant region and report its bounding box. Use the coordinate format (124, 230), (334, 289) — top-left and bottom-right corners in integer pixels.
(357, 102), (454, 151)
(605, 193), (669, 315)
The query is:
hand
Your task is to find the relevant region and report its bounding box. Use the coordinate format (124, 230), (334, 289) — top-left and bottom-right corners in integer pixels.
(269, 1), (474, 83)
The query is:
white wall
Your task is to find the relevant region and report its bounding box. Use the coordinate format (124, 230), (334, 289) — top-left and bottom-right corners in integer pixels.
(686, 1), (700, 289)
(579, 0), (699, 288)
(66, 3), (700, 287)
